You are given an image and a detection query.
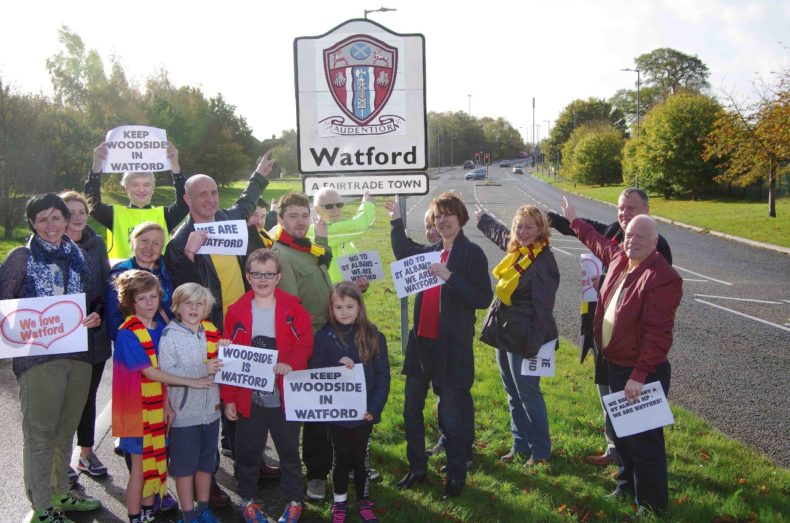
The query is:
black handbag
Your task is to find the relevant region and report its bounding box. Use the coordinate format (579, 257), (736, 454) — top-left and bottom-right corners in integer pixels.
(480, 300), (541, 358)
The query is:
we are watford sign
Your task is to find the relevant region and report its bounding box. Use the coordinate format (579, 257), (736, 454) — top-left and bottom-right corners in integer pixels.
(295, 19), (426, 174)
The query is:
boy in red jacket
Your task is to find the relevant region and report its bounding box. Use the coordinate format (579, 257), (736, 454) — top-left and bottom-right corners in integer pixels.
(220, 249), (313, 523)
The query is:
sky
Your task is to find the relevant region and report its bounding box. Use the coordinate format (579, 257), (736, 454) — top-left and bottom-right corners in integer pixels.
(1, 0), (788, 143)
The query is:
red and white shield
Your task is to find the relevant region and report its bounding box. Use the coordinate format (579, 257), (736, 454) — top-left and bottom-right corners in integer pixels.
(323, 35), (398, 126)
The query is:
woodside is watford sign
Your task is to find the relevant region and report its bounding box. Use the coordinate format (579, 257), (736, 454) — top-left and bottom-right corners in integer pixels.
(294, 19), (427, 174)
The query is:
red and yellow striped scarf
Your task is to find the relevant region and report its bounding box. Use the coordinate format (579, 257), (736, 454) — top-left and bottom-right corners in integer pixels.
(202, 320), (220, 360)
(121, 315), (168, 499)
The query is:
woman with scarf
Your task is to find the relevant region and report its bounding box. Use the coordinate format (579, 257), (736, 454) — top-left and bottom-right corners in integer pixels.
(0, 193), (103, 523)
(106, 221), (175, 342)
(60, 190), (112, 480)
(477, 204), (560, 466)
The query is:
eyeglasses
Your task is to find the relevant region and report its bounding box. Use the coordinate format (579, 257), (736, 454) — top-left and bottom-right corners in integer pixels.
(248, 271), (279, 280)
(321, 202), (345, 210)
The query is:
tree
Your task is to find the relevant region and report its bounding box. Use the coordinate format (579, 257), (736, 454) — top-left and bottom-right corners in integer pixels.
(545, 98), (625, 164)
(0, 81), (53, 238)
(612, 48), (711, 135)
(704, 67), (790, 217)
(635, 48), (710, 96)
(631, 92), (722, 199)
(561, 123), (624, 186)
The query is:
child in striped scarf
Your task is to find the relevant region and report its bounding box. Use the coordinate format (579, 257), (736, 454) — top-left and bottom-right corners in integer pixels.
(112, 270), (216, 523)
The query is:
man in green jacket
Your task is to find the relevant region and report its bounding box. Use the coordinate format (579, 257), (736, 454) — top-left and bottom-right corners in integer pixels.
(271, 192), (334, 501)
(309, 188), (375, 290)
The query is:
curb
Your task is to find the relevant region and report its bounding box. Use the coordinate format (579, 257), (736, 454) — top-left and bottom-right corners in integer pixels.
(531, 172), (790, 256)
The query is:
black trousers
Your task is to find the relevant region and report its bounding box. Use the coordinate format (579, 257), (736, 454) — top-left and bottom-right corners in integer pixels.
(77, 361), (106, 448)
(302, 422), (333, 480)
(606, 361), (671, 512)
(404, 374), (473, 482)
(329, 424), (373, 500)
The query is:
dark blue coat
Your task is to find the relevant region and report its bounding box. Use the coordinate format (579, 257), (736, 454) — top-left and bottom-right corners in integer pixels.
(390, 219), (493, 390)
(310, 323), (390, 427)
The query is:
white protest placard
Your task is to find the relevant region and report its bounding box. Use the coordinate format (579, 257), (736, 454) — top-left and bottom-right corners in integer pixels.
(213, 344), (278, 392)
(581, 253), (603, 302)
(603, 381), (675, 438)
(284, 365), (366, 422)
(194, 220), (249, 256)
(390, 251), (442, 299)
(338, 251), (385, 282)
(0, 294), (87, 359)
(102, 125), (170, 173)
(521, 338), (557, 377)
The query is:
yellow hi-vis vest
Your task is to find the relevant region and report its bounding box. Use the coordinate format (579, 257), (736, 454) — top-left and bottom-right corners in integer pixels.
(108, 205), (170, 261)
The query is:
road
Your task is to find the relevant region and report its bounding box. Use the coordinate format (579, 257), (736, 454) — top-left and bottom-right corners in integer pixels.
(411, 164), (790, 468)
(1, 165), (787, 521)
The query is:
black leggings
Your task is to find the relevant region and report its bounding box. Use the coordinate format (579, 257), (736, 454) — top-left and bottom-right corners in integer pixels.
(329, 424), (373, 500)
(77, 361), (106, 448)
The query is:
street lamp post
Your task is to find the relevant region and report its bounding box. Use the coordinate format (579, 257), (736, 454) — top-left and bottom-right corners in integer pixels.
(622, 67), (641, 186)
(364, 6), (396, 18)
(467, 94), (472, 116)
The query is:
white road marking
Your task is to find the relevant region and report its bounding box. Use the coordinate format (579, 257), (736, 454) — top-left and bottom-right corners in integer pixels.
(783, 300), (790, 304)
(473, 184), (572, 256)
(682, 278), (709, 282)
(674, 265), (733, 286)
(693, 294), (784, 305)
(694, 299), (790, 332)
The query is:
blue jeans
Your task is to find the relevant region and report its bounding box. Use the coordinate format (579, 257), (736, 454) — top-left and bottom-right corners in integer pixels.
(496, 349), (551, 459)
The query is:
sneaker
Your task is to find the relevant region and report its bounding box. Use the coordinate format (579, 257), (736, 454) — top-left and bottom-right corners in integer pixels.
(154, 492), (179, 513)
(196, 507), (221, 523)
(240, 500), (267, 523)
(349, 468), (381, 481)
(356, 500), (379, 522)
(208, 481), (231, 507)
(77, 453), (108, 477)
(51, 491), (101, 512)
(331, 501), (347, 523)
(278, 501), (302, 523)
(67, 467), (78, 484)
(305, 479), (326, 500)
(426, 442), (445, 456)
(30, 507), (75, 523)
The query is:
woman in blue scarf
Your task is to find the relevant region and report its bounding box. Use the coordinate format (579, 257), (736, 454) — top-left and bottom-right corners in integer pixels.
(0, 193), (103, 523)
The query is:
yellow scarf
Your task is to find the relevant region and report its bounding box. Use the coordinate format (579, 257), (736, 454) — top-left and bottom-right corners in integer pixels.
(492, 240), (548, 305)
(121, 315), (168, 499)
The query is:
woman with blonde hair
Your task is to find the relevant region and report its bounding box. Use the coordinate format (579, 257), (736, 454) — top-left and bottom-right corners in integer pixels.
(477, 204), (560, 466)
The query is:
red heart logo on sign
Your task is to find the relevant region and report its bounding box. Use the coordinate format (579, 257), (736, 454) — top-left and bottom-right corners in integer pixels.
(0, 300), (84, 350)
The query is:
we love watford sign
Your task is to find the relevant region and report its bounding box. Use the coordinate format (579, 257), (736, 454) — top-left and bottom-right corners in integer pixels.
(0, 294), (88, 358)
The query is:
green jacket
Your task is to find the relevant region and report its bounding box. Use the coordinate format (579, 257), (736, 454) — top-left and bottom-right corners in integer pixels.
(308, 201), (375, 282)
(272, 236), (332, 333)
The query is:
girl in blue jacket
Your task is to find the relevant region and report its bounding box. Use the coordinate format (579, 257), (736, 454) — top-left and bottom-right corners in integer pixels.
(310, 281), (390, 523)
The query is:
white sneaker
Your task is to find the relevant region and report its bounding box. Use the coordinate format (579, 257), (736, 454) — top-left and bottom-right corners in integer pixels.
(305, 479), (326, 500)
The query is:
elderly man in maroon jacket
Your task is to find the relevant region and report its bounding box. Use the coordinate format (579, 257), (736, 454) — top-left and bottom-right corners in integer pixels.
(561, 197), (682, 518)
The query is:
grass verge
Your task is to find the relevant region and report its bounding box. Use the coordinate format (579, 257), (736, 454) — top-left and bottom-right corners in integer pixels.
(305, 204), (789, 522)
(529, 169), (790, 248)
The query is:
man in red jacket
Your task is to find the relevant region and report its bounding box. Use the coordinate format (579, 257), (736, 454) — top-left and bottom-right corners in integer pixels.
(561, 197), (682, 518)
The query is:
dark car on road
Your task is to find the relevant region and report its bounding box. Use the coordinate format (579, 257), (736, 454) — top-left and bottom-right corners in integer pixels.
(499, 160), (511, 167)
(465, 168), (487, 180)
(463, 160), (475, 169)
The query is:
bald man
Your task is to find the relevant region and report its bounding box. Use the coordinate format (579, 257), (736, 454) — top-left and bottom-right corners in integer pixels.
(562, 198), (682, 518)
(549, 188), (672, 466)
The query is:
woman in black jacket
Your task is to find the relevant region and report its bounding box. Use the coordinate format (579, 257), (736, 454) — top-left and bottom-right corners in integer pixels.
(387, 192), (492, 500)
(61, 190), (112, 479)
(477, 204), (559, 466)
